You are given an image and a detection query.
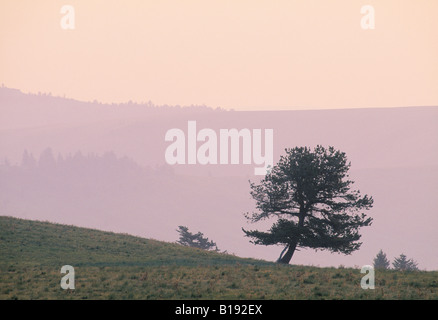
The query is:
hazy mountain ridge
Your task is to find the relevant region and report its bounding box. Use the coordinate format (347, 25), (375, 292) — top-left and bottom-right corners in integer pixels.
(0, 86), (224, 131)
(1, 87), (437, 269)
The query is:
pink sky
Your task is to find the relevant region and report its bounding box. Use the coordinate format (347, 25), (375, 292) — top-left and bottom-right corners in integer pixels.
(1, 0), (437, 110)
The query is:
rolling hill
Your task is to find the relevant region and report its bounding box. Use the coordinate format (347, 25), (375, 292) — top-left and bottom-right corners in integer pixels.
(1, 216), (437, 300)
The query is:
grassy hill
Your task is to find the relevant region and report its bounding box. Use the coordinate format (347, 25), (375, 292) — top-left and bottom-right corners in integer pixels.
(1, 216), (437, 300)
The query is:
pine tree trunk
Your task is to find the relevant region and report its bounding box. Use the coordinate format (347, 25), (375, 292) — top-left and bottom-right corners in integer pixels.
(277, 206), (304, 264)
(277, 242), (297, 264)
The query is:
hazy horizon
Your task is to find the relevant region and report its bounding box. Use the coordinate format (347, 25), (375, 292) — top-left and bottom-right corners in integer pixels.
(2, 85), (437, 112)
(1, 0), (437, 110)
(1, 88), (437, 270)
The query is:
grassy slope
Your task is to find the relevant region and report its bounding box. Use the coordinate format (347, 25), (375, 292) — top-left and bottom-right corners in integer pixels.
(1, 216), (437, 300)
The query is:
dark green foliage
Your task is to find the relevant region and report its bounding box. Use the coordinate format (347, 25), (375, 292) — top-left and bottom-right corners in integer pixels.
(373, 250), (391, 270)
(243, 146), (374, 264)
(176, 226), (219, 251)
(392, 254), (419, 271)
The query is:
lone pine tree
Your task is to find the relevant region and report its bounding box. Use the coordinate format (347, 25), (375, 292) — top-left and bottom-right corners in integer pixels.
(373, 250), (391, 270)
(176, 226), (219, 251)
(392, 254), (419, 271)
(242, 146), (374, 264)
